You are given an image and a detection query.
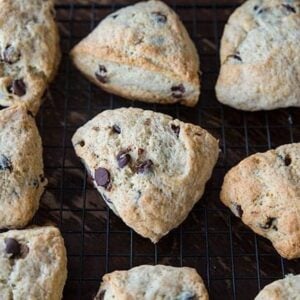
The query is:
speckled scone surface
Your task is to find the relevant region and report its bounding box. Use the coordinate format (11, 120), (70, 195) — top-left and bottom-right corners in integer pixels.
(221, 143), (300, 259)
(255, 274), (300, 300)
(0, 0), (60, 114)
(0, 105), (47, 229)
(0, 226), (67, 300)
(95, 265), (209, 300)
(72, 108), (218, 243)
(71, 0), (200, 107)
(216, 0), (300, 111)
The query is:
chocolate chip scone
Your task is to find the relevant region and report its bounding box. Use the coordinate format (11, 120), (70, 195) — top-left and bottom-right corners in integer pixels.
(71, 0), (200, 107)
(0, 226), (67, 300)
(0, 105), (47, 229)
(0, 0), (60, 114)
(255, 274), (300, 299)
(215, 0), (300, 111)
(95, 265), (208, 300)
(72, 108), (218, 243)
(221, 143), (300, 259)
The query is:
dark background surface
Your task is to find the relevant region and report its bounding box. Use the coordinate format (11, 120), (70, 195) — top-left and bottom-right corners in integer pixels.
(33, 1), (300, 299)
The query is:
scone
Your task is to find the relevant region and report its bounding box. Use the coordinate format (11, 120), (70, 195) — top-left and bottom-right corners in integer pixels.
(0, 226), (67, 300)
(72, 108), (218, 242)
(70, 0), (200, 107)
(0, 105), (47, 229)
(220, 143), (300, 259)
(95, 265), (209, 300)
(215, 0), (300, 111)
(0, 0), (60, 114)
(255, 274), (300, 300)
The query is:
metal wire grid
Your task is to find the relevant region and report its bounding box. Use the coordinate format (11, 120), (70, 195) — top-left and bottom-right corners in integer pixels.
(33, 1), (300, 299)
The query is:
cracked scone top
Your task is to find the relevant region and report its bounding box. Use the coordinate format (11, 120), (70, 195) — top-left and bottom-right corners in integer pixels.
(0, 226), (67, 300)
(95, 265), (209, 300)
(71, 0), (200, 107)
(216, 0), (300, 111)
(0, 105), (47, 229)
(255, 274), (300, 300)
(221, 143), (300, 259)
(0, 0), (60, 114)
(72, 108), (219, 243)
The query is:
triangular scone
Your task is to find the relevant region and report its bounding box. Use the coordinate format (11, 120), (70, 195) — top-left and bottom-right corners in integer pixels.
(0, 226), (67, 299)
(0, 0), (60, 114)
(0, 105), (47, 229)
(255, 274), (300, 300)
(216, 0), (300, 111)
(95, 265), (208, 300)
(72, 108), (218, 242)
(221, 143), (300, 259)
(71, 0), (200, 107)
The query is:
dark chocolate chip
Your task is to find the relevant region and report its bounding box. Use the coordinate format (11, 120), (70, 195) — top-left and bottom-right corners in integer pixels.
(112, 14), (118, 19)
(5, 238), (21, 258)
(284, 155), (292, 166)
(282, 4), (296, 13)
(112, 125), (121, 134)
(95, 167), (111, 189)
(152, 11), (167, 23)
(171, 84), (185, 98)
(253, 5), (259, 11)
(0, 155), (12, 172)
(8, 79), (26, 96)
(3, 45), (20, 64)
(260, 217), (277, 230)
(171, 124), (180, 137)
(116, 150), (131, 168)
(78, 140), (85, 147)
(235, 204), (243, 218)
(96, 290), (106, 300)
(138, 148), (145, 155)
(137, 160), (153, 174)
(95, 65), (108, 83)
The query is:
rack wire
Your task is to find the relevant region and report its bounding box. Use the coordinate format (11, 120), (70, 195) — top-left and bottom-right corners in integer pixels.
(34, 1), (300, 299)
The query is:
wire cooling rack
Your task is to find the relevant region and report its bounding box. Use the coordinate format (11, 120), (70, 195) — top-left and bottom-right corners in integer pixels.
(33, 1), (300, 299)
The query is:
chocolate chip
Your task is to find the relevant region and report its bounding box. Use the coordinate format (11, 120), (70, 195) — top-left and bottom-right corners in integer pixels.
(152, 12), (167, 23)
(112, 125), (121, 134)
(8, 79), (26, 96)
(96, 290), (106, 300)
(284, 155), (292, 166)
(235, 204), (243, 218)
(78, 140), (85, 147)
(95, 65), (108, 83)
(253, 5), (259, 11)
(116, 150), (131, 168)
(32, 179), (39, 189)
(0, 155), (12, 171)
(171, 84), (185, 98)
(260, 217), (277, 230)
(138, 148), (145, 156)
(282, 4), (296, 13)
(112, 14), (118, 19)
(5, 238), (21, 258)
(257, 7), (269, 14)
(171, 124), (180, 137)
(95, 167), (111, 189)
(3, 45), (20, 64)
(137, 160), (153, 174)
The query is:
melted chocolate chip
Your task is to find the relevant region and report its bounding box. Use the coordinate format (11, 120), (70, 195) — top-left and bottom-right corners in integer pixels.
(5, 238), (21, 258)
(284, 155), (292, 166)
(116, 150), (131, 168)
(0, 155), (12, 171)
(8, 79), (26, 96)
(171, 124), (180, 137)
(235, 204), (243, 218)
(137, 160), (153, 174)
(3, 45), (20, 64)
(282, 4), (296, 13)
(95, 167), (111, 189)
(171, 84), (185, 98)
(95, 65), (108, 83)
(152, 11), (167, 23)
(260, 217), (277, 230)
(112, 125), (121, 134)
